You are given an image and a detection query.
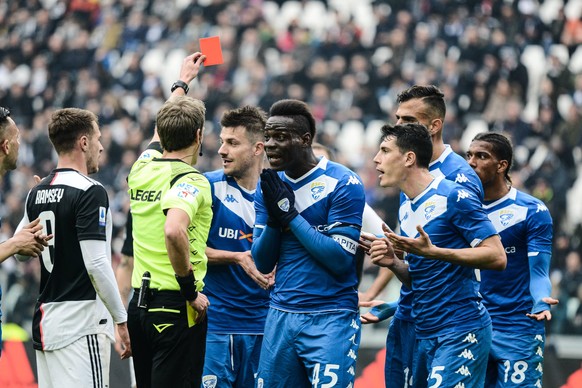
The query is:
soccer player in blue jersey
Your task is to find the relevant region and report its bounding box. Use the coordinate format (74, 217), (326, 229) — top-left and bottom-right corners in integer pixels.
(369, 123), (506, 387)
(251, 99), (366, 387)
(201, 105), (272, 388)
(467, 132), (558, 388)
(363, 85), (486, 387)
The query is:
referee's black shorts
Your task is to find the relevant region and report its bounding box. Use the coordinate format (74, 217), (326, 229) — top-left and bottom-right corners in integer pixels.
(127, 290), (207, 388)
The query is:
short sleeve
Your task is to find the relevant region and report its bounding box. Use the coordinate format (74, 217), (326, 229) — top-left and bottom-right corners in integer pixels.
(161, 174), (209, 221)
(77, 185), (109, 241)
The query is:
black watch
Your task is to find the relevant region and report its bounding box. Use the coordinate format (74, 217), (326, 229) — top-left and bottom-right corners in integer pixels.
(171, 80), (189, 94)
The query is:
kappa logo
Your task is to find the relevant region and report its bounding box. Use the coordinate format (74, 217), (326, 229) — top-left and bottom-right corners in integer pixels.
(462, 333), (478, 344)
(278, 198), (290, 212)
(535, 334), (544, 342)
(535, 380), (542, 388)
(153, 323), (174, 333)
(499, 210), (514, 226)
(224, 194), (238, 203)
(458, 349), (475, 360)
(257, 378), (264, 388)
(536, 363), (543, 372)
(310, 181), (325, 200)
(349, 334), (358, 346)
(347, 366), (355, 376)
(536, 203), (548, 213)
(202, 375), (217, 388)
(536, 346), (543, 356)
(454, 384), (466, 388)
(346, 175), (361, 185)
(455, 173), (470, 184)
(456, 189), (470, 202)
(347, 349), (357, 360)
(350, 319), (360, 330)
(455, 365), (471, 376)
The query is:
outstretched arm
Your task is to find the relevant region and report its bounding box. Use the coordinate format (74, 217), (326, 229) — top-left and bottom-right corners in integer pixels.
(148, 52), (206, 145)
(387, 225), (506, 271)
(526, 252), (558, 321)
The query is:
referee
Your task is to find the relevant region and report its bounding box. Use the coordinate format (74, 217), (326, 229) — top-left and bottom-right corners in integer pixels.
(127, 52), (212, 388)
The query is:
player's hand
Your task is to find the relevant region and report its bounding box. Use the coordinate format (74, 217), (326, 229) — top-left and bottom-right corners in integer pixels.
(360, 299), (385, 323)
(189, 292), (210, 324)
(265, 266), (276, 289)
(260, 169), (298, 227)
(386, 224), (435, 258)
(12, 219), (51, 257)
(359, 232), (379, 255)
(115, 322), (132, 360)
(360, 300), (398, 323)
(360, 311), (380, 324)
(176, 52), (206, 89)
(527, 297), (559, 321)
(369, 227), (397, 268)
(237, 251), (270, 290)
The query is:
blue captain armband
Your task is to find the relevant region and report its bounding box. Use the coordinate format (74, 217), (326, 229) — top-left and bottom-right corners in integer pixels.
(369, 301), (398, 322)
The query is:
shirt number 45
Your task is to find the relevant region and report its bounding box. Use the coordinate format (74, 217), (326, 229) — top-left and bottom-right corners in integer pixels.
(312, 363), (340, 388)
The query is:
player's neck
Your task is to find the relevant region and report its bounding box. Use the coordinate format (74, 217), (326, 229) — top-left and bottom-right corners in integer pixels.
(234, 163), (262, 191)
(402, 169), (434, 199)
(484, 180), (511, 202)
(163, 144), (198, 166)
(430, 140), (446, 163)
(56, 154), (88, 175)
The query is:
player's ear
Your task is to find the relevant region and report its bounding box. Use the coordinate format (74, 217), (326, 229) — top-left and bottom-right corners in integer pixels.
(254, 141), (264, 156)
(78, 135), (89, 152)
(497, 159), (509, 175)
(0, 138), (9, 155)
(405, 150), (416, 167)
(429, 118), (443, 135)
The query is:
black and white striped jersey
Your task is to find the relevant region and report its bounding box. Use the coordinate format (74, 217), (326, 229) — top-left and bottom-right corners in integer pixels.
(20, 168), (117, 351)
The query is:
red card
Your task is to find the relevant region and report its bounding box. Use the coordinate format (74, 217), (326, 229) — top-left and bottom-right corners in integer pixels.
(199, 36), (224, 66)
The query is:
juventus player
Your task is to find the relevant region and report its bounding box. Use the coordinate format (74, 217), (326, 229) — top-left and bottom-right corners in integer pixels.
(467, 132), (557, 387)
(16, 108), (131, 387)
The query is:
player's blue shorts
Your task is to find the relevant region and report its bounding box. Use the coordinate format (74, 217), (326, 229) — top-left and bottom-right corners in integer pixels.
(485, 330), (545, 388)
(413, 324), (492, 388)
(256, 308), (360, 388)
(202, 333), (262, 388)
(385, 317), (416, 387)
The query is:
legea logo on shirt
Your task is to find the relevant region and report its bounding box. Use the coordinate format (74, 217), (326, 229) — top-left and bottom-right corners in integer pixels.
(98, 207), (106, 227)
(310, 181), (325, 200)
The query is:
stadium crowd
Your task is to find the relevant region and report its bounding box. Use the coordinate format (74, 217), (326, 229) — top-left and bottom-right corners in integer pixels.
(1, 0), (582, 342)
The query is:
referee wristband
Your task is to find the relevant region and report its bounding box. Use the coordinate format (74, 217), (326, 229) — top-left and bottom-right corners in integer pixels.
(175, 269), (198, 301)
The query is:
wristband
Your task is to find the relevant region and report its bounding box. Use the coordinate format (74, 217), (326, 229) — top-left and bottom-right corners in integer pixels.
(171, 80), (189, 94)
(175, 269), (198, 301)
